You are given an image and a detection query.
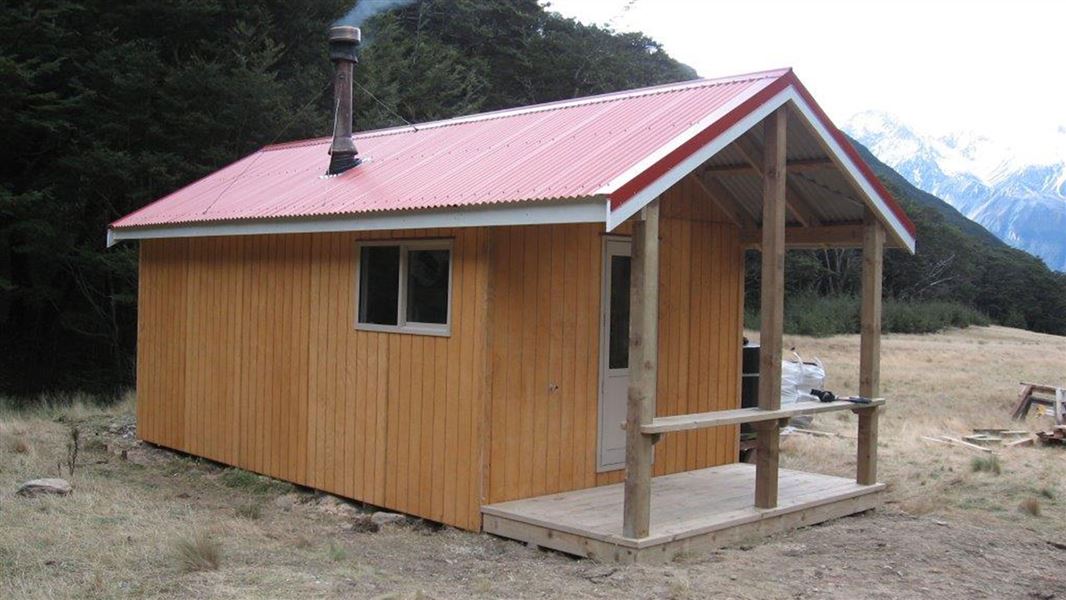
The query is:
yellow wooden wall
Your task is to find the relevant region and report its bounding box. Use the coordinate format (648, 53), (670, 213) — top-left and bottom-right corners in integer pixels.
(136, 174), (743, 529)
(484, 175), (745, 503)
(136, 228), (490, 531)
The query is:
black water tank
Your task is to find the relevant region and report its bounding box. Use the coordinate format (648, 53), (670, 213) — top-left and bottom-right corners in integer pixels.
(741, 344), (760, 409)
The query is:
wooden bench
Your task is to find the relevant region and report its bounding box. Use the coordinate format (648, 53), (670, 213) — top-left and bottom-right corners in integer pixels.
(641, 399), (885, 434)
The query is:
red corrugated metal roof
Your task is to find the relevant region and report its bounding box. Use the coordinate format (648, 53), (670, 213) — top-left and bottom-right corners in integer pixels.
(110, 68), (916, 240)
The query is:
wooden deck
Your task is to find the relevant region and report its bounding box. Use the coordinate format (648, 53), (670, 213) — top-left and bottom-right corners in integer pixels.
(482, 463), (885, 563)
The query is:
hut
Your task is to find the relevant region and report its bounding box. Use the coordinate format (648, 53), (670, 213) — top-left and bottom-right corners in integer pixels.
(108, 26), (915, 563)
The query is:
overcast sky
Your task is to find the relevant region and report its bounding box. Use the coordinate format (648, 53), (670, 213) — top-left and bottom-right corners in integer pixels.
(547, 0), (1065, 158)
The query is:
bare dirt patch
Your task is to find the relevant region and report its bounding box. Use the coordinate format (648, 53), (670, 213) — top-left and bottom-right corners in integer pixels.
(1, 326), (1064, 599)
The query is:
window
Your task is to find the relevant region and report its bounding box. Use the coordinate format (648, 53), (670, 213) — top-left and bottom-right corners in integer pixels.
(607, 254), (631, 369)
(357, 240), (452, 335)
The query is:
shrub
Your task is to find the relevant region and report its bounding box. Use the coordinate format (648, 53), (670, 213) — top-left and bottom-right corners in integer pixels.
(173, 531), (222, 572)
(220, 468), (290, 495)
(235, 503), (263, 520)
(328, 543), (346, 562)
(883, 298), (990, 334)
(970, 455), (1001, 475)
(12, 438), (29, 454)
(1019, 498), (1041, 517)
(221, 468), (263, 490)
(744, 293), (990, 337)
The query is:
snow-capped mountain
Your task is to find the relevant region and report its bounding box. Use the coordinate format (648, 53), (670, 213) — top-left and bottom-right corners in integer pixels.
(844, 111), (1066, 272)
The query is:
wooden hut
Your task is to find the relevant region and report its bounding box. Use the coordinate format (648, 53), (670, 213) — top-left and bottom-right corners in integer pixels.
(109, 30), (915, 563)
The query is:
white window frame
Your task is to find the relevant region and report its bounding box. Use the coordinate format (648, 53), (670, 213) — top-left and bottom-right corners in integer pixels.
(355, 238), (453, 337)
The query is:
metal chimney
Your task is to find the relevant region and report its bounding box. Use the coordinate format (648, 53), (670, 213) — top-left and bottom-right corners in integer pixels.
(327, 25), (361, 175)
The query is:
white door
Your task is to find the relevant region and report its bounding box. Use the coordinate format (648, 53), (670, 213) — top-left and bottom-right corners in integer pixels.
(598, 238), (631, 471)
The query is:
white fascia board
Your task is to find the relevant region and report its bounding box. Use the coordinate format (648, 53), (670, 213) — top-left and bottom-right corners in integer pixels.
(604, 88), (793, 231)
(782, 90), (916, 253)
(107, 197), (607, 247)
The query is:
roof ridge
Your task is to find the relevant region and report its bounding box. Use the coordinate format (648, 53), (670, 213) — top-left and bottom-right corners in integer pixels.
(260, 67), (792, 151)
(358, 68), (791, 138)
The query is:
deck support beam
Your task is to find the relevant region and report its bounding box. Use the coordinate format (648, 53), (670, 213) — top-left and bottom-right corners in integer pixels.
(755, 108), (787, 510)
(623, 198), (660, 539)
(858, 211), (884, 485)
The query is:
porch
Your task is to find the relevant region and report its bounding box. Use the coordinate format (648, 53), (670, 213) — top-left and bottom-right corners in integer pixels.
(483, 462), (885, 564)
(482, 104), (895, 562)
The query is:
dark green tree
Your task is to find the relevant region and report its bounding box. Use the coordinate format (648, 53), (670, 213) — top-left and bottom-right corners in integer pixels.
(0, 0), (696, 394)
(0, 0), (348, 393)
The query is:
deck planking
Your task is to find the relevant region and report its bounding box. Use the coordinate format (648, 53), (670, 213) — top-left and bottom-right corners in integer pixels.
(483, 463), (884, 562)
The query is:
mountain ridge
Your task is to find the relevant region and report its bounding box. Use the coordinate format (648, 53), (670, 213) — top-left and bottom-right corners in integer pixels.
(831, 136), (1066, 336)
(844, 111), (1066, 271)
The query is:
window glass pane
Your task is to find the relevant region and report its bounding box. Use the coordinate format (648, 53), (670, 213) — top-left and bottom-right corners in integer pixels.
(358, 245), (400, 325)
(608, 254), (631, 369)
(406, 248), (449, 324)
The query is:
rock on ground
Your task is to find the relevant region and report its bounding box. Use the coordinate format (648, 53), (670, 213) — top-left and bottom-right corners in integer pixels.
(371, 511), (408, 526)
(16, 478), (73, 497)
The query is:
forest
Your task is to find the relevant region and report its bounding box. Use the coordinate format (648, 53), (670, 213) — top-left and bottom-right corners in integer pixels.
(2, 0), (1064, 394)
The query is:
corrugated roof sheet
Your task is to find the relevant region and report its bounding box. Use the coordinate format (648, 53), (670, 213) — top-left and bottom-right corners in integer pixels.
(110, 67), (916, 243)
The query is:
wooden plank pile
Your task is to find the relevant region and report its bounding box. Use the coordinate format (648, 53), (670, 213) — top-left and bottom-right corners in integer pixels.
(963, 429), (1034, 448)
(922, 429), (1036, 453)
(1009, 382), (1065, 448)
(921, 434), (995, 453)
(1035, 426), (1066, 446)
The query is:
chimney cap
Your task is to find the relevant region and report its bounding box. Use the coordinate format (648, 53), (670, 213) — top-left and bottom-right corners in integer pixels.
(329, 25), (361, 44)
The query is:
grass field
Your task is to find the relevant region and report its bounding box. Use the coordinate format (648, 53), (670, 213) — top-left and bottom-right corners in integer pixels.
(771, 325), (1065, 527)
(1, 325), (1064, 599)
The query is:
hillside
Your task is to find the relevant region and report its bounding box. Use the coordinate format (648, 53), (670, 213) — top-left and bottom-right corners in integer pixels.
(750, 133), (1066, 336)
(848, 137), (1004, 247)
(852, 138), (1066, 335)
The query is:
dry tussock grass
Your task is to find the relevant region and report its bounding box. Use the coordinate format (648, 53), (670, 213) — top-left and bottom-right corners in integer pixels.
(173, 530), (223, 572)
(0, 325), (1062, 598)
(753, 325), (1065, 530)
(0, 392), (418, 598)
(1019, 497), (1042, 517)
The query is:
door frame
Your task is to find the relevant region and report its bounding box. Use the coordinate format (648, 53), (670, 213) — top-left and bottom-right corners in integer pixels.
(597, 235), (631, 472)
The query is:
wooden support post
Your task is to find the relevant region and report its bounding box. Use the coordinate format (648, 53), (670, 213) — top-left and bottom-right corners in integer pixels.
(856, 408), (879, 485)
(733, 133), (822, 227)
(858, 210), (884, 485)
(623, 198), (660, 539)
(755, 108), (786, 510)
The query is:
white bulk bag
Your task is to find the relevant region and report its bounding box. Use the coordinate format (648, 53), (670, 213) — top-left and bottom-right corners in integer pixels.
(781, 352), (826, 405)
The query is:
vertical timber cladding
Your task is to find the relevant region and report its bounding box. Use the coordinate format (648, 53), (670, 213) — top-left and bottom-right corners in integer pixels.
(485, 175), (745, 504)
(136, 228), (491, 531)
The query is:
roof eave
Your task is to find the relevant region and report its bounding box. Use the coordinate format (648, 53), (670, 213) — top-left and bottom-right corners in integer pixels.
(106, 196), (609, 247)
